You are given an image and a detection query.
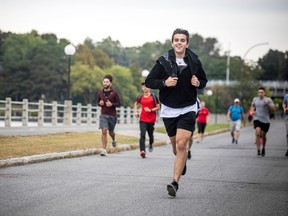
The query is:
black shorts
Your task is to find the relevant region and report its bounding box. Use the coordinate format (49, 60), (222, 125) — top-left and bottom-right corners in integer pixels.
(162, 111), (196, 137)
(253, 120), (270, 133)
(197, 122), (207, 134)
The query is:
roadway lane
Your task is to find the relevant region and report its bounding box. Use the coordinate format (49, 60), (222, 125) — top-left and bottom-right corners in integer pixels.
(0, 120), (287, 216)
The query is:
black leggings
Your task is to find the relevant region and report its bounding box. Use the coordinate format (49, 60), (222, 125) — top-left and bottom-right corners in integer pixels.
(139, 121), (155, 151)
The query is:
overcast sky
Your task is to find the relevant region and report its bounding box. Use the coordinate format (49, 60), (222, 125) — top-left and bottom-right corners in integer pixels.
(0, 0), (287, 61)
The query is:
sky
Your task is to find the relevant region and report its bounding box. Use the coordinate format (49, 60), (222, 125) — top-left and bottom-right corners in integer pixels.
(0, 0), (288, 62)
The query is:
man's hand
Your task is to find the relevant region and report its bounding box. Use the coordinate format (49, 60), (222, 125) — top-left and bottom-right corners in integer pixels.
(165, 76), (178, 87)
(99, 100), (104, 106)
(144, 107), (151, 112)
(191, 75), (200, 87)
(106, 100), (112, 107)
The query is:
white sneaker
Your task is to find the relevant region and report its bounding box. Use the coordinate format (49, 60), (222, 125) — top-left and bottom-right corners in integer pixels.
(100, 149), (107, 156)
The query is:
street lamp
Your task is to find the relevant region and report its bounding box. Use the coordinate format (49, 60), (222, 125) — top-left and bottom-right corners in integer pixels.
(64, 44), (76, 100)
(240, 42), (269, 100)
(243, 42), (269, 62)
(141, 69), (149, 78)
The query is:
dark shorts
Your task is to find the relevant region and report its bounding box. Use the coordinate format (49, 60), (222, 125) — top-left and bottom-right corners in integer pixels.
(99, 115), (117, 132)
(253, 120), (270, 133)
(197, 122), (207, 134)
(162, 111), (196, 137)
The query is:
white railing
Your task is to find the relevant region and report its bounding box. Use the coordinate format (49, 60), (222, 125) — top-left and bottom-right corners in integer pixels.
(0, 98), (141, 127)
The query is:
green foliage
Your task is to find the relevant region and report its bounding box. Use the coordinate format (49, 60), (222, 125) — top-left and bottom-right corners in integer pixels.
(258, 49), (288, 80)
(0, 29), (286, 108)
(71, 63), (105, 104)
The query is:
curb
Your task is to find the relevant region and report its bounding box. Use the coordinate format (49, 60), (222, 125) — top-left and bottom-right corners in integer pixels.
(0, 142), (166, 168)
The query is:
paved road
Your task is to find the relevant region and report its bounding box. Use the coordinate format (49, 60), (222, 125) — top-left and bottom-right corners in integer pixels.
(0, 121), (287, 216)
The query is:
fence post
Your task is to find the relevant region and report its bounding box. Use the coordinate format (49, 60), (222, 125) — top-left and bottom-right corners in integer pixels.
(126, 107), (131, 124)
(5, 97), (11, 127)
(96, 106), (101, 123)
(38, 100), (44, 126)
(22, 98), (28, 126)
(87, 104), (92, 125)
(64, 100), (72, 125)
(76, 103), (81, 125)
(52, 101), (57, 126)
(119, 106), (125, 124)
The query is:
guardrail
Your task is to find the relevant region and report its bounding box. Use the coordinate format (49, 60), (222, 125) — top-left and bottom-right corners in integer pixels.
(0, 98), (139, 127)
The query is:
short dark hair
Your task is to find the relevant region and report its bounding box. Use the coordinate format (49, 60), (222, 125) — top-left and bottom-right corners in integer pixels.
(103, 74), (113, 82)
(258, 86), (265, 92)
(172, 28), (190, 44)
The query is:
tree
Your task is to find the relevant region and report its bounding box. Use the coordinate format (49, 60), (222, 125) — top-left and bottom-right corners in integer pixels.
(258, 49), (288, 80)
(71, 63), (105, 104)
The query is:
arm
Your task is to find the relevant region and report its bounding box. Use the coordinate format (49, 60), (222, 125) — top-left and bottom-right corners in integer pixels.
(264, 98), (275, 111)
(151, 103), (160, 112)
(206, 113), (210, 124)
(194, 58), (208, 89)
(112, 92), (121, 107)
(134, 101), (139, 118)
(226, 107), (231, 121)
(145, 62), (167, 89)
(97, 91), (104, 107)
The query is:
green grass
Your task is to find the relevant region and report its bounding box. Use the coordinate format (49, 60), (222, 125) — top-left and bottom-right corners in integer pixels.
(0, 132), (138, 160)
(0, 124), (229, 160)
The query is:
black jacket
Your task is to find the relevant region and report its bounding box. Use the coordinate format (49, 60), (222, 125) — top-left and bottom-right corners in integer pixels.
(145, 48), (207, 108)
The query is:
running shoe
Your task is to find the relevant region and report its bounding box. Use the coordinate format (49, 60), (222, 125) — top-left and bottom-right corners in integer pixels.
(167, 181), (178, 197)
(112, 140), (117, 147)
(285, 150), (288, 157)
(261, 148), (265, 157)
(232, 138), (235, 144)
(187, 150), (191, 160)
(148, 144), (153, 152)
(257, 150), (261, 156)
(182, 163), (187, 175)
(100, 149), (107, 156)
(235, 140), (238, 144)
(140, 150), (146, 158)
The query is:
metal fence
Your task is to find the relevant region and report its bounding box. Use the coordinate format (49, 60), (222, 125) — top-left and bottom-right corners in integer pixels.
(0, 98), (140, 127)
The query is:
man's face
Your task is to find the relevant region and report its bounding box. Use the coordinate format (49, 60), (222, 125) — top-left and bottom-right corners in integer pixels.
(258, 89), (265, 99)
(142, 85), (150, 93)
(171, 34), (189, 55)
(103, 78), (111, 89)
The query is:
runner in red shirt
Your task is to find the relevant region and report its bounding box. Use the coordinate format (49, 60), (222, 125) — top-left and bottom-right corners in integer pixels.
(134, 82), (160, 158)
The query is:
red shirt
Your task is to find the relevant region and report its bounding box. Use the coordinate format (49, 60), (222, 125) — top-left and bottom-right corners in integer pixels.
(197, 107), (209, 123)
(136, 95), (158, 123)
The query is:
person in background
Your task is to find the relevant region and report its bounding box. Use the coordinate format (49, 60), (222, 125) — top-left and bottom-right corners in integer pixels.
(227, 98), (245, 144)
(134, 82), (160, 158)
(97, 75), (121, 156)
(282, 93), (288, 157)
(195, 101), (210, 143)
(250, 87), (275, 156)
(145, 28), (207, 197)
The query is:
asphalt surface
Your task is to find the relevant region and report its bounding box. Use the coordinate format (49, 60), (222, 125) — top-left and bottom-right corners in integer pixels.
(0, 120), (287, 216)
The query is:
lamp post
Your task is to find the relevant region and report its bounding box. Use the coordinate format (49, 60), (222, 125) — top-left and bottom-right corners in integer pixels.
(240, 42), (269, 100)
(206, 89), (217, 124)
(64, 44), (76, 100)
(243, 42), (269, 62)
(141, 69), (149, 78)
